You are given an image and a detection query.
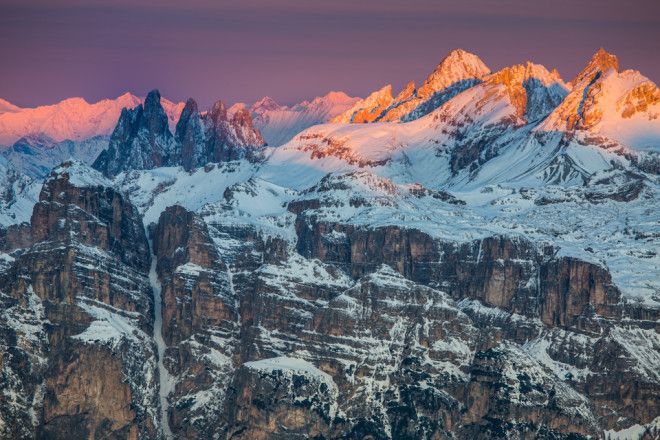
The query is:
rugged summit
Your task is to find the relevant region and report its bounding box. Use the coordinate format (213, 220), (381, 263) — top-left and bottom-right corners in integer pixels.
(332, 49), (491, 123)
(93, 90), (266, 176)
(93, 90), (177, 176)
(543, 48), (660, 146)
(202, 100), (265, 163)
(175, 98), (265, 171)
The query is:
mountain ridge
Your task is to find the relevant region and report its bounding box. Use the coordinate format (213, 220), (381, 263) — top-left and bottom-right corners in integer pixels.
(93, 90), (266, 176)
(0, 92), (184, 146)
(0, 47), (658, 440)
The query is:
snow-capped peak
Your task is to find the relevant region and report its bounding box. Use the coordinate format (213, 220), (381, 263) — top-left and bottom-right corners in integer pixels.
(571, 47), (619, 87)
(251, 96), (282, 114)
(482, 62), (569, 121)
(228, 102), (248, 118)
(0, 92), (183, 146)
(0, 99), (22, 114)
(333, 49), (491, 123)
(540, 49), (660, 150)
(330, 85), (394, 123)
(487, 62), (565, 88)
(417, 49), (491, 99)
(311, 91), (355, 106)
(251, 91), (360, 146)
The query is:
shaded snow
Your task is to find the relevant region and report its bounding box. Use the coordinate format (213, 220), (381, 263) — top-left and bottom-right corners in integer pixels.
(251, 91), (359, 147)
(50, 160), (111, 188)
(73, 299), (146, 347)
(148, 246), (174, 439)
(244, 356), (339, 418)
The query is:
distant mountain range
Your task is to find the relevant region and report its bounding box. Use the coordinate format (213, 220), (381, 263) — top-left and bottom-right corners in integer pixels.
(0, 93), (183, 145)
(248, 91), (360, 146)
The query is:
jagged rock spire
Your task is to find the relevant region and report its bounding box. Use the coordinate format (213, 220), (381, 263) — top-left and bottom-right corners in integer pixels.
(174, 98), (205, 171)
(571, 48), (619, 87)
(93, 89), (175, 177)
(94, 90), (266, 175)
(204, 99), (266, 163)
(333, 49), (491, 123)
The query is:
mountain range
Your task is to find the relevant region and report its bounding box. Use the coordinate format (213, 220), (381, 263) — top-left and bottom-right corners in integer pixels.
(0, 48), (658, 439)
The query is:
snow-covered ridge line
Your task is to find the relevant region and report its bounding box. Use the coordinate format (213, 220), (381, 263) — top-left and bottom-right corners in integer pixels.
(0, 93), (184, 146)
(249, 91), (360, 147)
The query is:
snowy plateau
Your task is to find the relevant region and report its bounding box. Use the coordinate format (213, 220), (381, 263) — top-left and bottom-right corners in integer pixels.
(0, 48), (658, 439)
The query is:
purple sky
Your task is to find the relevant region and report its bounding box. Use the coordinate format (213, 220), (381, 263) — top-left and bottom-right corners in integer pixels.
(2, 0), (659, 109)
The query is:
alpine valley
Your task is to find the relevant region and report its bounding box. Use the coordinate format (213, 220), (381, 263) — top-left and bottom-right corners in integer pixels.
(0, 48), (658, 440)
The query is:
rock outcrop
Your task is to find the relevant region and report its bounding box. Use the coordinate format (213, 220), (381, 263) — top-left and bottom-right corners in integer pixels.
(93, 90), (176, 177)
(150, 205), (239, 438)
(176, 99), (265, 169)
(94, 90), (265, 176)
(0, 161), (157, 439)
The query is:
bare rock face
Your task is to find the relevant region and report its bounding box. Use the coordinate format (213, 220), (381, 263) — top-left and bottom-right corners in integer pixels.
(173, 99), (266, 171)
(31, 162), (150, 270)
(294, 214), (625, 333)
(93, 89), (176, 177)
(539, 257), (621, 329)
(153, 205), (235, 345)
(283, 208), (658, 437)
(1, 166), (657, 438)
(94, 91), (266, 176)
(485, 63), (568, 122)
(571, 48), (619, 89)
(151, 205), (239, 439)
(458, 341), (599, 439)
(0, 221), (32, 253)
(618, 81), (660, 119)
(174, 98), (207, 172)
(0, 161), (157, 439)
(226, 358), (339, 440)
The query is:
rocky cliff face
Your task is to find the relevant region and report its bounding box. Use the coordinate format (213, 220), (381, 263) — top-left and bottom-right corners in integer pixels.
(93, 90), (176, 177)
(293, 215), (624, 334)
(108, 178), (655, 439)
(94, 90), (265, 176)
(174, 99), (265, 170)
(150, 205), (240, 438)
(0, 161), (157, 439)
(0, 161), (658, 439)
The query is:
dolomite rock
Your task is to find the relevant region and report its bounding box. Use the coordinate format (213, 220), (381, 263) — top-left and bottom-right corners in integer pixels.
(0, 161), (157, 439)
(93, 89), (176, 177)
(294, 215), (623, 333)
(151, 205), (239, 439)
(94, 90), (265, 176)
(174, 98), (266, 171)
